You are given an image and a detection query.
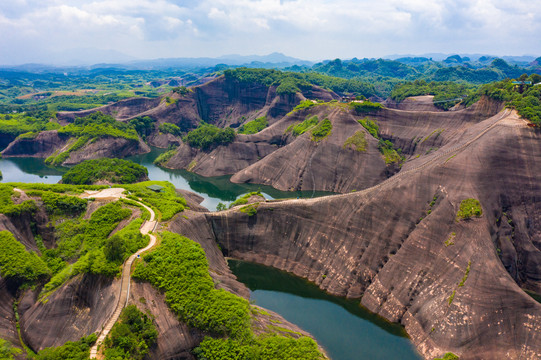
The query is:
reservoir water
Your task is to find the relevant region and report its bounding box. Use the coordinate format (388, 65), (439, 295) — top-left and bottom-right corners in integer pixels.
(0, 150), (421, 360)
(229, 260), (421, 360)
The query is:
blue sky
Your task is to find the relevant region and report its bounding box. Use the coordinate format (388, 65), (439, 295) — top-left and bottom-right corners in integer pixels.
(1, 0), (540, 65)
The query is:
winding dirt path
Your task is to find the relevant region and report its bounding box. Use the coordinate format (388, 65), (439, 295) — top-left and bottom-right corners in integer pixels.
(88, 191), (157, 359)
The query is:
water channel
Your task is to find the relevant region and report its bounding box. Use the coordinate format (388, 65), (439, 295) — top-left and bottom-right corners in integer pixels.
(0, 150), (421, 360)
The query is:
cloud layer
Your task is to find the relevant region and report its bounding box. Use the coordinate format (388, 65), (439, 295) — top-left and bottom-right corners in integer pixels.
(1, 0), (540, 64)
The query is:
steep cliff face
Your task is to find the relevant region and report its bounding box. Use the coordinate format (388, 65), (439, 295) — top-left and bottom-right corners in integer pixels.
(1, 131), (149, 165)
(63, 137), (150, 165)
(163, 97), (504, 194)
(1, 131), (69, 158)
(19, 274), (120, 352)
(169, 110), (541, 359)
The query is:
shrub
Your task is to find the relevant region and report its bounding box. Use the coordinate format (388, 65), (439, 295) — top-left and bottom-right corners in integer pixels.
(349, 101), (383, 114)
(239, 203), (258, 216)
(358, 118), (379, 139)
(133, 232), (252, 339)
(0, 338), (22, 359)
(195, 336), (325, 360)
(0, 231), (50, 286)
(35, 334), (97, 360)
(158, 122), (181, 136)
(58, 112), (139, 141)
(343, 131), (367, 152)
(238, 116), (268, 135)
(41, 192), (88, 216)
(310, 118), (332, 141)
(62, 158), (148, 185)
(183, 124), (236, 150)
(229, 191), (263, 208)
(456, 198), (482, 220)
(153, 148), (177, 166)
(103, 305), (158, 360)
(286, 116), (319, 137)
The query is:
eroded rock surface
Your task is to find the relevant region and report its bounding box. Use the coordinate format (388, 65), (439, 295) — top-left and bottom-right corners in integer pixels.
(169, 111), (541, 359)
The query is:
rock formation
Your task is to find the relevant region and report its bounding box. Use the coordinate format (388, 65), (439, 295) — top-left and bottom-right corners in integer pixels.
(168, 110), (541, 359)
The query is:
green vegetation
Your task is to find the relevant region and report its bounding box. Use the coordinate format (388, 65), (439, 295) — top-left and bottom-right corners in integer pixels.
(286, 115), (319, 136)
(465, 76), (541, 126)
(103, 305), (158, 360)
(434, 352), (460, 360)
(291, 100), (318, 113)
(357, 119), (404, 165)
(35, 334), (97, 360)
(343, 131), (367, 152)
(0, 184), (38, 217)
(38, 201), (135, 295)
(172, 86), (191, 96)
(445, 232), (456, 247)
(0, 338), (22, 359)
(61, 158), (148, 185)
(129, 116), (155, 139)
(458, 261), (471, 287)
(239, 203), (259, 216)
(41, 192), (88, 216)
(183, 124), (236, 150)
(224, 67), (375, 98)
(0, 230), (50, 286)
(158, 122), (181, 136)
(456, 198), (482, 220)
(153, 148), (177, 166)
(391, 80), (477, 110)
(194, 335), (325, 360)
(59, 112), (139, 140)
(310, 118), (332, 141)
(134, 232), (324, 360)
(134, 231), (252, 339)
(358, 118), (379, 138)
(44, 135), (90, 166)
(0, 112), (60, 139)
(123, 181), (185, 221)
(229, 191), (264, 208)
(238, 116), (268, 134)
(349, 101), (383, 114)
(378, 139), (404, 165)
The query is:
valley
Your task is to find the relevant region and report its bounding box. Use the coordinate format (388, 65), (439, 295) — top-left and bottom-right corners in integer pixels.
(0, 64), (540, 360)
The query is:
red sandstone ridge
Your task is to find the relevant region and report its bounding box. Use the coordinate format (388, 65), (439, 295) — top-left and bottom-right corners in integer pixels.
(169, 109), (541, 359)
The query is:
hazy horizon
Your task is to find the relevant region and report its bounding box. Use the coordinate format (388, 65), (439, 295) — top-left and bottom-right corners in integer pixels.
(1, 1), (540, 66)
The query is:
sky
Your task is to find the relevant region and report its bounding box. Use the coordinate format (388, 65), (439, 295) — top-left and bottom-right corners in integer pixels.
(1, 0), (540, 65)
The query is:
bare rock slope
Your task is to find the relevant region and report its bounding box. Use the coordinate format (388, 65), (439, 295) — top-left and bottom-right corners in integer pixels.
(169, 110), (541, 359)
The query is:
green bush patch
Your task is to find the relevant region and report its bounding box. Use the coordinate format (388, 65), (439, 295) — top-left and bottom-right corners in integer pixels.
(62, 158), (148, 185)
(343, 131), (367, 152)
(103, 305), (158, 360)
(349, 101), (383, 114)
(0, 230), (50, 286)
(456, 198), (482, 220)
(35, 334), (96, 360)
(239, 203), (259, 216)
(184, 124), (236, 150)
(310, 118), (332, 142)
(133, 232), (252, 339)
(238, 116), (268, 135)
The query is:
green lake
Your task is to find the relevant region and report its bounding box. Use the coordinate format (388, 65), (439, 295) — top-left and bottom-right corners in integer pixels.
(229, 260), (421, 360)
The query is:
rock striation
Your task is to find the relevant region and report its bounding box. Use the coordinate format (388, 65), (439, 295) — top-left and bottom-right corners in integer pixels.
(169, 110), (541, 359)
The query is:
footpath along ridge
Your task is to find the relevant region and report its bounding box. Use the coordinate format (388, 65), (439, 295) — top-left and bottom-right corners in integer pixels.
(87, 189), (157, 359)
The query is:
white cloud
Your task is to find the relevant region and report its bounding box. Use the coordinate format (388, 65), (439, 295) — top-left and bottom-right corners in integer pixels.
(0, 0), (540, 64)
